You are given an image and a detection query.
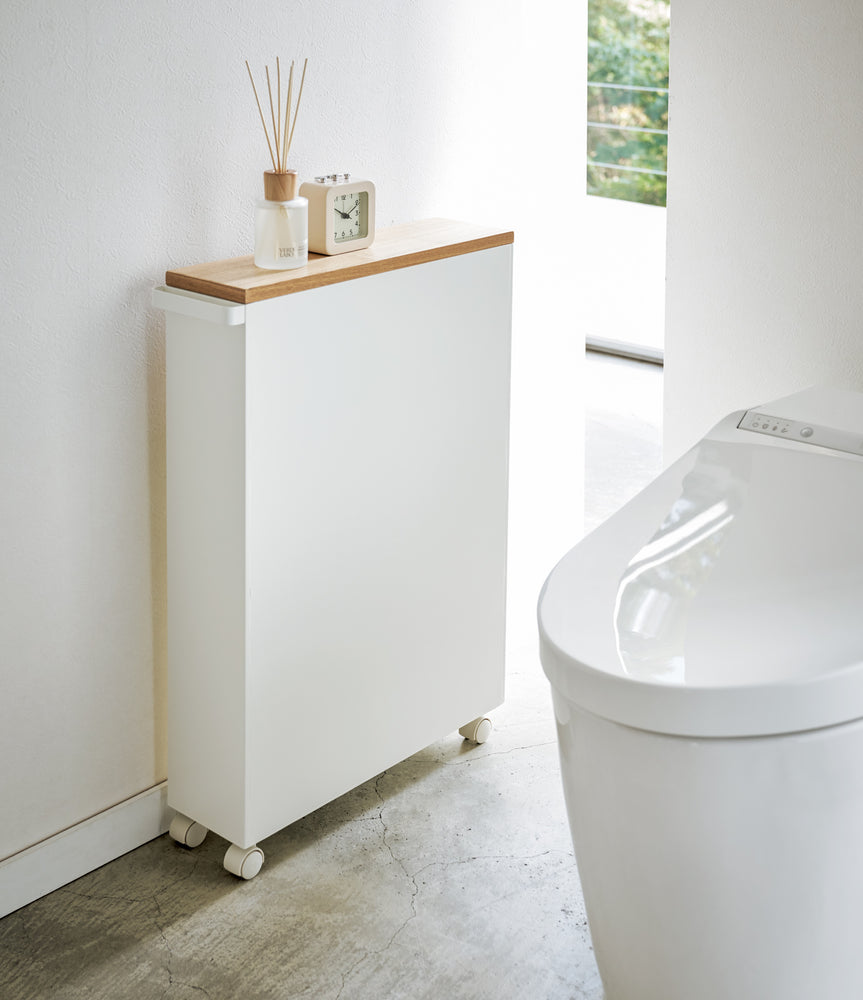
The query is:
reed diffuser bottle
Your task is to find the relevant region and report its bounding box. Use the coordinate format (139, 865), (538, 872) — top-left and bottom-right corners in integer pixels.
(256, 169), (307, 270)
(246, 57), (309, 270)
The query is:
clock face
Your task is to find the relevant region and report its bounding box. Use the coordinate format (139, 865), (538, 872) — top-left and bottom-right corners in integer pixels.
(333, 191), (368, 243)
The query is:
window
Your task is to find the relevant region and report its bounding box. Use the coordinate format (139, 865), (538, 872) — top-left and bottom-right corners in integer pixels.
(587, 0), (670, 207)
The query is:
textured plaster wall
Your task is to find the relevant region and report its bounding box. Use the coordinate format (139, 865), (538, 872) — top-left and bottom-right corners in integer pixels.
(664, 0), (863, 460)
(0, 1), (583, 860)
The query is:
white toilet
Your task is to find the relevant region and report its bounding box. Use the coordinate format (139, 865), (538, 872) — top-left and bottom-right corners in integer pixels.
(538, 387), (863, 1000)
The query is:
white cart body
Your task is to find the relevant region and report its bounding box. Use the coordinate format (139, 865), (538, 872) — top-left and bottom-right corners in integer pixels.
(155, 221), (513, 852)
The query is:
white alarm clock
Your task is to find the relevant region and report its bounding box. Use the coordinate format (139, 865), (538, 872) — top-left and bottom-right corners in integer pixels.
(299, 174), (376, 255)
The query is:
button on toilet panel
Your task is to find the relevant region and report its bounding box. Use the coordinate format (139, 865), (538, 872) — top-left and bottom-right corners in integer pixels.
(739, 409), (863, 456)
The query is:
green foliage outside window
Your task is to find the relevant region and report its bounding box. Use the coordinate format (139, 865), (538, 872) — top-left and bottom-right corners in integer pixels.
(588, 0), (670, 206)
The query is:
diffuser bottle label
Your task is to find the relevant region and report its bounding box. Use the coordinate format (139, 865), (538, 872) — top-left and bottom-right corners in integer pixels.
(278, 242), (306, 260)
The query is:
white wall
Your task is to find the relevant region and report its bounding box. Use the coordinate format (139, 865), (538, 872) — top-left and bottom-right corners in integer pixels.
(583, 196), (666, 356)
(0, 1), (583, 864)
(665, 0), (863, 461)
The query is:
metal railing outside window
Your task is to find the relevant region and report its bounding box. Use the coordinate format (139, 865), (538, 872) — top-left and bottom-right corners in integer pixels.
(587, 0), (670, 207)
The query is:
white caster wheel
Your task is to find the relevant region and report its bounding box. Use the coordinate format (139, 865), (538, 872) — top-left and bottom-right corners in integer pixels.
(169, 813), (208, 849)
(223, 843), (265, 880)
(459, 716), (493, 744)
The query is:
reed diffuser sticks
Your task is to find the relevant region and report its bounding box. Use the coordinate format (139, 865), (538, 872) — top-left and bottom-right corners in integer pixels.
(245, 57), (308, 172)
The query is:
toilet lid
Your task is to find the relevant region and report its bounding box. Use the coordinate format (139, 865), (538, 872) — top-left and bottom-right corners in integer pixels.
(539, 433), (863, 737)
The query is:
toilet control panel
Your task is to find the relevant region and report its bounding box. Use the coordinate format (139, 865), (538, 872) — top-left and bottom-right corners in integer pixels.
(739, 410), (863, 457)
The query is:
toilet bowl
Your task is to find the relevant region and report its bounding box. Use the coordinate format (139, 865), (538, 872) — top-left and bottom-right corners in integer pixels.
(538, 387), (863, 1000)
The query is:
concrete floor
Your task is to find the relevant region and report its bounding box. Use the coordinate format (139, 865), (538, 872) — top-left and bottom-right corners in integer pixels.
(0, 352), (663, 1000)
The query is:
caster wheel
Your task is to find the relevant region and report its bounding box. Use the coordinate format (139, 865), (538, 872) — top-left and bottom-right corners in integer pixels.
(223, 843), (265, 880)
(459, 716), (493, 744)
(169, 813), (208, 849)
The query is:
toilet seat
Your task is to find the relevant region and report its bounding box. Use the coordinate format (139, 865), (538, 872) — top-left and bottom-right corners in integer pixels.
(539, 405), (863, 738)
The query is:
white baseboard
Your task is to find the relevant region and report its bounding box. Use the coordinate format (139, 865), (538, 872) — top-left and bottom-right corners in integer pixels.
(0, 782), (170, 919)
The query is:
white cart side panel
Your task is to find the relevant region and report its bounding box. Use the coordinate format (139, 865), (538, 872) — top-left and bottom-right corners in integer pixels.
(243, 246), (512, 842)
(166, 312), (249, 845)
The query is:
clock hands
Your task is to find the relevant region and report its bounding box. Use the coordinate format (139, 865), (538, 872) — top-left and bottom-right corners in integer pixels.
(334, 200), (359, 219)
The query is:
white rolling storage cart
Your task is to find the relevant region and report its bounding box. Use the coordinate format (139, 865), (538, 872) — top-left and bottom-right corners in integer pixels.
(154, 220), (513, 878)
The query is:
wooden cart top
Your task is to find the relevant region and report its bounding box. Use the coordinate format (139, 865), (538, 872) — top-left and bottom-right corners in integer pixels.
(165, 219), (515, 305)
